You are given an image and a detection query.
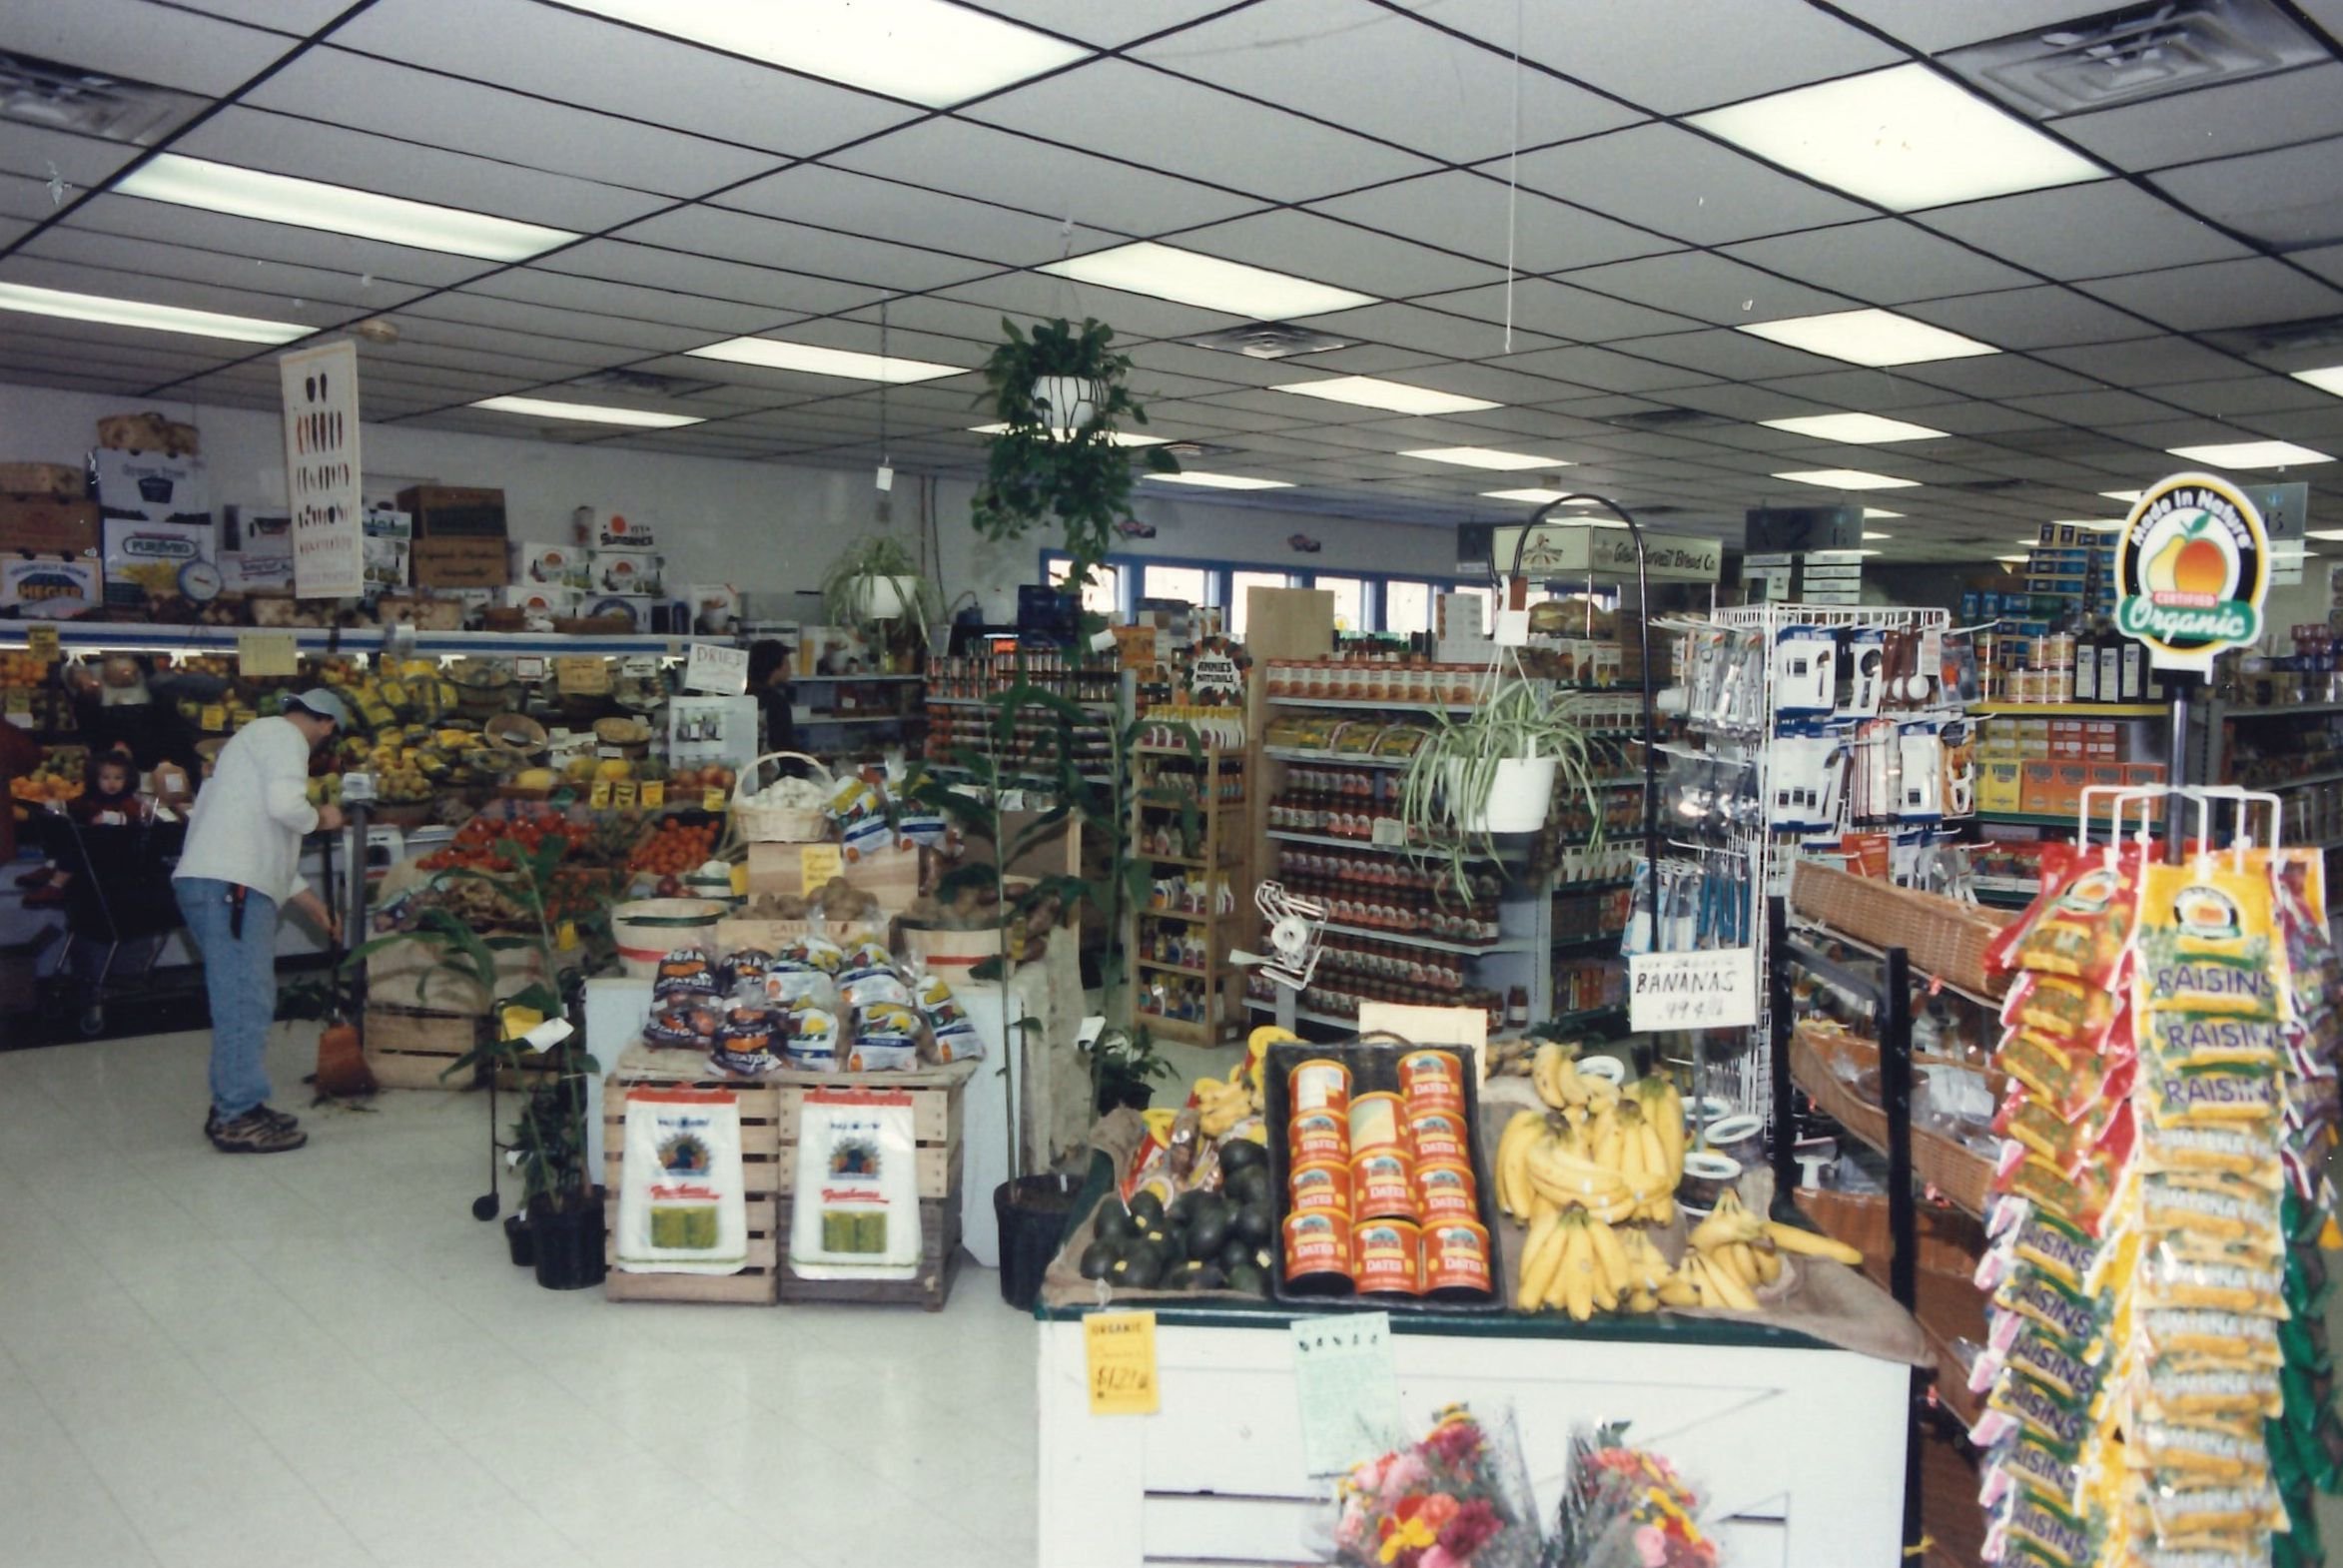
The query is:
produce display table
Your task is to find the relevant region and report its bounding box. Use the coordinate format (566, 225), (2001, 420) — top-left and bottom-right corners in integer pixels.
(1034, 1302), (1910, 1568)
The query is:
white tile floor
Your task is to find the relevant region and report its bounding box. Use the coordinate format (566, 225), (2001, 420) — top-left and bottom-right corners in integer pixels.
(0, 1024), (1039, 1568)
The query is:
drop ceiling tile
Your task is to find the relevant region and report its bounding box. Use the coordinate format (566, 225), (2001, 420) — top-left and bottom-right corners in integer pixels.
(0, 124), (147, 193)
(967, 60), (1437, 204)
(2052, 66), (2343, 174)
(1902, 285), (2157, 349)
(612, 206), (998, 294)
(1321, 361), (1581, 408)
(1642, 384), (1835, 421)
(718, 165), (1104, 267)
(1444, 404), (1620, 438)
(0, 363), (158, 396)
(1608, 329), (1848, 381)
(954, 0), (1236, 46)
(824, 120), (1261, 236)
(1919, 182), (2247, 279)
(1120, 368), (1255, 402)
(2250, 405), (2343, 442)
(245, 50), (783, 199)
(401, 294), (711, 356)
(1897, 356), (2097, 397)
(18, 227), (428, 313)
(1186, 390), (1387, 426)
(1257, 343), (1452, 377)
(1414, 278), (1702, 342)
(1435, 0), (1901, 115)
(0, 218), (25, 248)
(1504, 124), (1870, 248)
(1827, 0), (2152, 51)
(1997, 388), (2183, 424)
(0, 173), (67, 224)
(1311, 172), (1678, 273)
(463, 271), (789, 336)
(2079, 259), (2343, 333)
(1754, 370), (1982, 410)
(1491, 345), (1717, 393)
(1288, 302), (1556, 361)
(1554, 252), (1850, 327)
(1721, 220), (2035, 307)
(70, 193), (501, 289)
(2305, 0), (2343, 48)
(373, 315), (634, 369)
(835, 295), (1046, 348)
(2148, 137), (2343, 249)
(326, 0), (920, 157)
(173, 110), (668, 235)
(1170, 210), (1502, 300)
(0, 323), (240, 379)
(169, 0), (351, 29)
(2146, 377), (2340, 418)
(943, 271), (1246, 344)
(7, 0), (298, 95)
(2294, 245), (2343, 291)
(1123, 342), (1295, 388)
(370, 339), (623, 387)
(541, 240), (880, 317)
(2036, 337), (2256, 387)
(1131, 0), (1644, 164)
(0, 253), (350, 334)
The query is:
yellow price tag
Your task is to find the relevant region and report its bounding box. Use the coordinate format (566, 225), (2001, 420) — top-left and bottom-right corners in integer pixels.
(1085, 1310), (1160, 1416)
(800, 842), (844, 889)
(4, 690), (29, 715)
(640, 780), (665, 810)
(26, 623), (58, 662)
(498, 1005), (544, 1044)
(200, 704), (227, 731)
(702, 786), (727, 813)
(611, 780), (639, 810)
(555, 920), (578, 953)
(588, 779), (612, 809)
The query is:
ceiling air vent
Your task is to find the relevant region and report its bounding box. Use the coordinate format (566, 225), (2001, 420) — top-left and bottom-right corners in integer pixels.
(1607, 407), (1730, 429)
(0, 50), (198, 144)
(570, 368), (723, 398)
(1940, 0), (2326, 119)
(1950, 477), (2033, 493)
(2198, 315), (2343, 357)
(1161, 439), (1236, 459)
(1181, 323), (1356, 360)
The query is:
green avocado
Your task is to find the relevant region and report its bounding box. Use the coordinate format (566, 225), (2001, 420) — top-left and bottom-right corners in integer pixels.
(1226, 1262), (1266, 1294)
(1078, 1240), (1120, 1280)
(1226, 1166), (1270, 1208)
(1114, 1247), (1165, 1290)
(1189, 1263), (1226, 1291)
(1187, 1207), (1231, 1260)
(1168, 1189), (1204, 1226)
(1233, 1201), (1274, 1245)
(1219, 1139), (1266, 1173)
(1096, 1206), (1138, 1244)
(1129, 1191), (1166, 1227)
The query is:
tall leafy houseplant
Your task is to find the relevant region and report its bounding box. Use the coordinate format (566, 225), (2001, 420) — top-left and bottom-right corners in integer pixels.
(1399, 650), (1605, 900)
(820, 533), (942, 649)
(971, 318), (1178, 588)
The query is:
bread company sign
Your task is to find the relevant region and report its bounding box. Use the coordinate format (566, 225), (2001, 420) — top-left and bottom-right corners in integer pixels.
(2113, 472), (2270, 673)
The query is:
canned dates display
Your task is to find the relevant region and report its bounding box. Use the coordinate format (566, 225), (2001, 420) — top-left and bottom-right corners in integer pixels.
(1289, 1109), (1348, 1167)
(1282, 1209), (1352, 1287)
(1289, 1160), (1351, 1216)
(1288, 1058), (1351, 1114)
(1414, 1161), (1478, 1223)
(1348, 1091), (1406, 1156)
(1353, 1217), (1423, 1295)
(1406, 1108), (1468, 1167)
(1423, 1219), (1492, 1296)
(1351, 1149), (1416, 1220)
(1397, 1049), (1463, 1107)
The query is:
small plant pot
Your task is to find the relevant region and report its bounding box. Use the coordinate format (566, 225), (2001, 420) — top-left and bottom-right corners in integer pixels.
(1036, 375), (1100, 433)
(1095, 1079), (1156, 1117)
(860, 574), (921, 622)
(503, 1212), (534, 1267)
(995, 1174), (1081, 1311)
(528, 1195), (607, 1291)
(1448, 756), (1556, 835)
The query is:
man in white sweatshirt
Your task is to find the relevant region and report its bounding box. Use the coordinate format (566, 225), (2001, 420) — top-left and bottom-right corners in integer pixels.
(172, 688), (349, 1153)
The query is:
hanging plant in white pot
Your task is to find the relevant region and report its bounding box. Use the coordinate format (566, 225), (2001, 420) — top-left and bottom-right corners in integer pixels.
(1397, 645), (1604, 898)
(820, 533), (941, 648)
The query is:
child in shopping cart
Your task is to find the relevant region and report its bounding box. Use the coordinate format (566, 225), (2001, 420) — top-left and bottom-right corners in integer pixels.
(23, 750), (153, 906)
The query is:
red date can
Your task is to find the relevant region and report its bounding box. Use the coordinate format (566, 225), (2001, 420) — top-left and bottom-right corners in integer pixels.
(1288, 1109), (1348, 1168)
(1423, 1218), (1493, 1297)
(1350, 1149), (1417, 1221)
(1282, 1209), (1352, 1289)
(1398, 1049), (1464, 1109)
(1289, 1160), (1351, 1217)
(1406, 1108), (1469, 1168)
(1353, 1217), (1424, 1295)
(1288, 1058), (1351, 1115)
(1414, 1160), (1479, 1224)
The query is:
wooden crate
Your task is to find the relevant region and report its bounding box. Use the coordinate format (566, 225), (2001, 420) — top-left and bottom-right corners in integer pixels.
(366, 940), (544, 1016)
(601, 1071), (785, 1305)
(774, 1077), (964, 1199)
(778, 1180), (964, 1312)
(745, 839), (922, 911)
(712, 916), (885, 953)
(362, 1007), (478, 1091)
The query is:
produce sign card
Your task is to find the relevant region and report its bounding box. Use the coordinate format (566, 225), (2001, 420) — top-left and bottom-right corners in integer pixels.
(1628, 948), (1756, 1033)
(1291, 1311), (1401, 1473)
(1086, 1310), (1161, 1416)
(280, 338), (365, 600)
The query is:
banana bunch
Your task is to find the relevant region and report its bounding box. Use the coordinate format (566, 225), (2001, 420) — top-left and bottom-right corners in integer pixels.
(1531, 1042), (1619, 1115)
(1499, 1067), (1685, 1226)
(1514, 1199), (1681, 1320)
(1682, 1187), (1776, 1308)
(1193, 1074), (1257, 1138)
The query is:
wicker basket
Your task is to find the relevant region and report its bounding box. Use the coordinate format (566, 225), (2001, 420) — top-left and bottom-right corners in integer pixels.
(731, 751), (834, 843)
(1790, 1022), (1995, 1218)
(1791, 862), (2012, 1000)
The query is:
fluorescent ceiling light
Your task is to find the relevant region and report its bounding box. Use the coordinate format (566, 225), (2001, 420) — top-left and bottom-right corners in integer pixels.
(1863, 508), (1903, 519)
(1481, 490), (1602, 505)
(0, 280), (306, 344)
(1740, 308), (1996, 368)
(2165, 439), (2335, 468)
(471, 395), (703, 428)
(1851, 549), (1884, 557)
(116, 154), (574, 261)
(970, 422), (1165, 446)
(1772, 468), (1921, 490)
(2100, 489), (2145, 503)
(1274, 376), (1497, 415)
(1041, 242), (1373, 320)
(688, 337), (964, 383)
(1145, 471), (1292, 490)
(554, 0), (1083, 107)
(1400, 446), (1572, 471)
(1862, 530), (1892, 540)
(2293, 366), (2343, 399)
(2308, 529), (2343, 542)
(1993, 554), (2030, 563)
(1690, 63), (2101, 211)
(1760, 412), (1949, 443)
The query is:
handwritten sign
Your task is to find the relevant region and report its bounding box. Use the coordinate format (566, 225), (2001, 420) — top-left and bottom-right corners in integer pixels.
(1085, 1310), (1160, 1415)
(800, 843), (844, 889)
(1292, 1311), (1402, 1475)
(237, 628), (298, 678)
(1629, 948), (1757, 1033)
(684, 640), (749, 695)
(280, 338), (365, 599)
(26, 623), (57, 663)
(555, 656), (609, 696)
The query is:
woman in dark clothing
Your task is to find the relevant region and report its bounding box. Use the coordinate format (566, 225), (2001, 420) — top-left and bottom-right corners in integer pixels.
(745, 638), (798, 758)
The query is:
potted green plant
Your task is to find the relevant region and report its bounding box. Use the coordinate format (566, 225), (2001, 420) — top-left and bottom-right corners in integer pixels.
(820, 533), (941, 648)
(971, 317), (1178, 588)
(1398, 650), (1606, 899)
(1087, 1025), (1175, 1115)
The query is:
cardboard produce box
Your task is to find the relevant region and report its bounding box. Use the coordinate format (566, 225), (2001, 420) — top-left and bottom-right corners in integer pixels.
(0, 494), (100, 556)
(0, 557), (99, 617)
(93, 449), (209, 525)
(411, 536), (508, 589)
(102, 516), (216, 606)
(396, 484), (506, 539)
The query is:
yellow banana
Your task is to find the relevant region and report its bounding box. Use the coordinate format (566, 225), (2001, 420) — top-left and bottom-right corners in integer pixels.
(1637, 1121), (1673, 1194)
(1764, 1220), (1864, 1267)
(1707, 1252), (1761, 1310)
(1496, 1110), (1545, 1219)
(1657, 1271), (1700, 1307)
(1624, 1287), (1657, 1314)
(1652, 1079), (1686, 1177)
(1516, 1206), (1565, 1309)
(1685, 1254), (1719, 1308)
(1753, 1243), (1784, 1286)
(1560, 1216), (1596, 1322)
(1590, 1109), (1623, 1174)
(1688, 1211), (1741, 1254)
(1584, 1211), (1631, 1292)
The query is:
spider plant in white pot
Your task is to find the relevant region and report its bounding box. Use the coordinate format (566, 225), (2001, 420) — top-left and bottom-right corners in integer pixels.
(1397, 648), (1604, 898)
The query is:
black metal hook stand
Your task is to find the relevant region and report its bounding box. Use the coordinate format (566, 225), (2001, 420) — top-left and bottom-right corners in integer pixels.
(1766, 894), (1923, 1557)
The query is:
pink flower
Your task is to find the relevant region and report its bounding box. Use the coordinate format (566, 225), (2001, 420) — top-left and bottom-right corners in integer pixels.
(1437, 1498), (1503, 1558)
(1383, 1452), (1431, 1495)
(1425, 1419), (1483, 1468)
(1420, 1548), (1466, 1568)
(1634, 1524), (1667, 1566)
(1415, 1493), (1460, 1532)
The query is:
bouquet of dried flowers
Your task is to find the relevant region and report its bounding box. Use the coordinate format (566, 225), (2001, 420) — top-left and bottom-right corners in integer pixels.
(1333, 1404), (1539, 1568)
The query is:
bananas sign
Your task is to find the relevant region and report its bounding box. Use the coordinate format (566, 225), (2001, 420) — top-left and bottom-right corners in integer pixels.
(2113, 472), (2270, 673)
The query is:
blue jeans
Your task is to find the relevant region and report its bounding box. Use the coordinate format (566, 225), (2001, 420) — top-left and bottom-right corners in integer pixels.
(174, 877), (279, 1119)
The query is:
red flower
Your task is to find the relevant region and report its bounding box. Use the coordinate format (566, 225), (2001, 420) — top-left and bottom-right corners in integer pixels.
(1437, 1498), (1504, 1558)
(1425, 1420), (1483, 1468)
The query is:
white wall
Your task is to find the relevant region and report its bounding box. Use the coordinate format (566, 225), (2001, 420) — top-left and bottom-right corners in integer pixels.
(0, 379), (1458, 615)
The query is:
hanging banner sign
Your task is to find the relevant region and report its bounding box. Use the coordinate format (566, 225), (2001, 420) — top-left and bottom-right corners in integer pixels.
(1490, 523), (1722, 584)
(280, 339), (365, 600)
(2113, 471), (2270, 673)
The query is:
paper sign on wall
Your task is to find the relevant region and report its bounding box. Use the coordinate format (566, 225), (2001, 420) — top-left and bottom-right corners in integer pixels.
(1629, 949), (1757, 1033)
(800, 843), (844, 889)
(237, 629), (298, 677)
(280, 339), (365, 600)
(26, 623), (57, 662)
(1291, 1311), (1402, 1475)
(1086, 1310), (1160, 1415)
(684, 640), (749, 695)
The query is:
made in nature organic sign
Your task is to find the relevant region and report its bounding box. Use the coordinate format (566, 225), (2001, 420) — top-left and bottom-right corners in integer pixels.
(2113, 472), (2270, 673)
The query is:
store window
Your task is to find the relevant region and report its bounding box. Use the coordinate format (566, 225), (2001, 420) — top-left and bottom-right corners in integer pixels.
(1384, 580), (1432, 637)
(1046, 555), (1121, 617)
(1313, 575), (1366, 632)
(1142, 563), (1209, 605)
(1228, 570), (1292, 638)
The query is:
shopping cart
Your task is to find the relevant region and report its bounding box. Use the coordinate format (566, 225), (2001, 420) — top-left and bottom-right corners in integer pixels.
(25, 807), (188, 1035)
